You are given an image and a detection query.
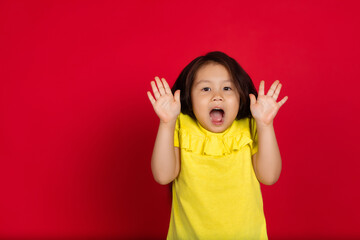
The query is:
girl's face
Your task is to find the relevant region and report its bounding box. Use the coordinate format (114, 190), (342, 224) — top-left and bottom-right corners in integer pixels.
(191, 62), (240, 133)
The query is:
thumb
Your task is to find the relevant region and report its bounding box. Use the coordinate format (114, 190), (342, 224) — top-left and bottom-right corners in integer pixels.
(174, 90), (181, 103)
(249, 94), (256, 105)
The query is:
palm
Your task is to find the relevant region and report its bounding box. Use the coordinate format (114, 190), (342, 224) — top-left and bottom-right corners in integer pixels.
(152, 92), (180, 122)
(147, 76), (181, 123)
(249, 80), (288, 127)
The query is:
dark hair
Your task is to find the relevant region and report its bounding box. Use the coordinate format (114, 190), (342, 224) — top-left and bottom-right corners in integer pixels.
(171, 51), (258, 120)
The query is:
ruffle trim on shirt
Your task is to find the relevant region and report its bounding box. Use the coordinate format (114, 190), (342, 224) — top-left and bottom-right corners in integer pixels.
(178, 128), (253, 156)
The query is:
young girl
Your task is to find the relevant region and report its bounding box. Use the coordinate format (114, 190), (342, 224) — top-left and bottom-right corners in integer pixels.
(147, 51), (288, 239)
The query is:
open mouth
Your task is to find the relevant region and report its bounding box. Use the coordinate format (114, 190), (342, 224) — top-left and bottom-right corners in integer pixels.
(210, 108), (225, 125)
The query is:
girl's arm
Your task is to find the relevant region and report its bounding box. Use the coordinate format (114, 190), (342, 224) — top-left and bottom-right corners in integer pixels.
(147, 76), (181, 185)
(252, 124), (281, 185)
(249, 80), (288, 185)
(151, 121), (180, 185)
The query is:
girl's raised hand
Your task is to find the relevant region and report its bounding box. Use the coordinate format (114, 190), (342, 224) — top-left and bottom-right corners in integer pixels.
(249, 80), (288, 128)
(147, 76), (181, 124)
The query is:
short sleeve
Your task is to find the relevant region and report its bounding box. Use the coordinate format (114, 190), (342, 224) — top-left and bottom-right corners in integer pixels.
(174, 115), (180, 147)
(250, 117), (258, 156)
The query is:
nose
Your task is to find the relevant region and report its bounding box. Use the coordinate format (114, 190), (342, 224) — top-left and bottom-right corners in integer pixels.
(212, 92), (223, 101)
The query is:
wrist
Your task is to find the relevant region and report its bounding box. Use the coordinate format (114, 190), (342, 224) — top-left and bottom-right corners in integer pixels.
(255, 120), (274, 131)
(159, 118), (177, 128)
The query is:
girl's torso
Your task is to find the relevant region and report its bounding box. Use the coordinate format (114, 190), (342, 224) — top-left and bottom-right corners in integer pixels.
(167, 113), (268, 240)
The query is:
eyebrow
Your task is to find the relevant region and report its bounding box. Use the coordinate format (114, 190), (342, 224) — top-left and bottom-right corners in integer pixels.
(194, 79), (232, 86)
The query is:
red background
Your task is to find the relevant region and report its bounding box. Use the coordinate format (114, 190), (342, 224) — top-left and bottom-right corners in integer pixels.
(1, 0), (360, 239)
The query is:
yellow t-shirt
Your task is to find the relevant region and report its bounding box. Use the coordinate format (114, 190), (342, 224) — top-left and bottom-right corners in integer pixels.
(167, 113), (268, 240)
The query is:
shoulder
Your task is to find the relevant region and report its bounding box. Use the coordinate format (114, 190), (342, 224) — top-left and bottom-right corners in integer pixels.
(228, 117), (255, 136)
(176, 113), (202, 135)
(177, 112), (196, 125)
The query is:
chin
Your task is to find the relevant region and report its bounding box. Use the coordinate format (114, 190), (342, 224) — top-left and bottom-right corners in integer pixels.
(203, 121), (232, 133)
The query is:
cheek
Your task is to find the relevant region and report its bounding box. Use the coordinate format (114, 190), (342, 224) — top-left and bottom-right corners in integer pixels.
(228, 95), (240, 113)
(192, 97), (203, 108)
(192, 96), (208, 114)
(191, 95), (199, 109)
(234, 93), (241, 105)
(227, 94), (240, 104)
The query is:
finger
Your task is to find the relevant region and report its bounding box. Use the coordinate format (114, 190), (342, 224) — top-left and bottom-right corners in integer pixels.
(155, 76), (166, 96)
(273, 83), (282, 101)
(267, 80), (280, 97)
(174, 89), (180, 103)
(151, 81), (160, 100)
(259, 80), (265, 96)
(249, 93), (256, 106)
(147, 91), (156, 105)
(278, 96), (288, 108)
(162, 78), (172, 95)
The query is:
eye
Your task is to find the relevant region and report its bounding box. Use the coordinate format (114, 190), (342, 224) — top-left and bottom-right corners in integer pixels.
(202, 87), (211, 92)
(224, 87), (232, 91)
